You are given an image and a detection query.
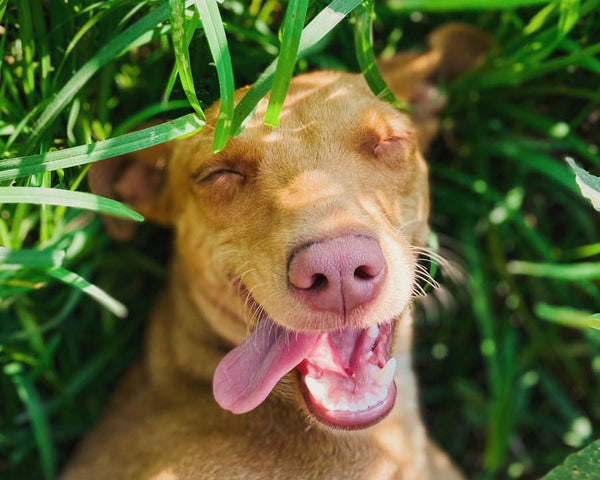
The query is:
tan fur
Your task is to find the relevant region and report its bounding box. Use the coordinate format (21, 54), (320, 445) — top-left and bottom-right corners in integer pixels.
(62, 24), (488, 480)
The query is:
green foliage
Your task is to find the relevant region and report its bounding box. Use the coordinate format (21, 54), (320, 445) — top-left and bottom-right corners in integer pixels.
(264, 0), (309, 126)
(353, 0), (408, 111)
(169, 0), (205, 120)
(567, 158), (600, 210)
(1, 0), (600, 479)
(193, 0), (235, 151)
(541, 439), (600, 479)
(0, 114), (205, 181)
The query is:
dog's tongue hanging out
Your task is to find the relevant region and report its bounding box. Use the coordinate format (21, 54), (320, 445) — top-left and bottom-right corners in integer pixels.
(213, 317), (397, 428)
(213, 319), (319, 414)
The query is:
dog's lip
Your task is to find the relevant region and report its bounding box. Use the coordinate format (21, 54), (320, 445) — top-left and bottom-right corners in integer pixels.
(296, 320), (397, 430)
(298, 374), (396, 430)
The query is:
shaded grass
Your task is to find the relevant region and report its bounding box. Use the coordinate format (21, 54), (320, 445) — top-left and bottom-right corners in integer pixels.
(1, 0), (599, 478)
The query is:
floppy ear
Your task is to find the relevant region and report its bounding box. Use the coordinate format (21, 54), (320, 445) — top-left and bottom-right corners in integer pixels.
(378, 23), (491, 151)
(88, 141), (173, 241)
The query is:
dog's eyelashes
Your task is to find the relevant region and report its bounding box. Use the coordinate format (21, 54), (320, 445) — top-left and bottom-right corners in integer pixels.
(198, 169), (245, 183)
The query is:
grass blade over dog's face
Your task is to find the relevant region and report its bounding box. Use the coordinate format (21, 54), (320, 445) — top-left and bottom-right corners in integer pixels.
(161, 71), (431, 428)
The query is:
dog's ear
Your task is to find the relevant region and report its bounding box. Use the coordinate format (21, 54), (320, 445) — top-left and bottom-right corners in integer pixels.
(378, 23), (490, 150)
(88, 141), (173, 241)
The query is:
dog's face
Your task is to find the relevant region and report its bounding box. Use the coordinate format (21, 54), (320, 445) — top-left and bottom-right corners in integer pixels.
(168, 72), (429, 428)
(90, 23), (488, 431)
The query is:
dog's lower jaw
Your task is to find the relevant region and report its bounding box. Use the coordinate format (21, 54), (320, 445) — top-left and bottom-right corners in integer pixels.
(145, 263), (463, 480)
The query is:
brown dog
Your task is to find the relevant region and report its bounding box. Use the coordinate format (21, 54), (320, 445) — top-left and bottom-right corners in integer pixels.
(62, 24), (488, 480)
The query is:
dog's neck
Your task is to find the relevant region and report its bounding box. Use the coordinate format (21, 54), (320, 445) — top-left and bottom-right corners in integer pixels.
(145, 258), (228, 389)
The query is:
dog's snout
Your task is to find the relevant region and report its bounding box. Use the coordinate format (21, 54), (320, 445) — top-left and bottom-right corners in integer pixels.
(288, 235), (387, 315)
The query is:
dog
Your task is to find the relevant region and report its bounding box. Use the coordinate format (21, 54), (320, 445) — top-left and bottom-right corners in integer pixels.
(61, 23), (489, 479)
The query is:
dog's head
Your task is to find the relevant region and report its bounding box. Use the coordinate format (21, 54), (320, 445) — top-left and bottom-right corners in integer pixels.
(90, 24), (488, 430)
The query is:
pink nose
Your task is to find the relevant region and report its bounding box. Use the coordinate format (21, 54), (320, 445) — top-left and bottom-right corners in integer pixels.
(288, 235), (387, 315)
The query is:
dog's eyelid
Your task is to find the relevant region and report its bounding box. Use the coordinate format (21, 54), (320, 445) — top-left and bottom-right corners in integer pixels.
(191, 158), (249, 182)
(361, 132), (414, 159)
(195, 168), (246, 183)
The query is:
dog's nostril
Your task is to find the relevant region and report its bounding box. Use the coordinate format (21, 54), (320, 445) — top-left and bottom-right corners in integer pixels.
(354, 265), (374, 280)
(309, 273), (328, 290)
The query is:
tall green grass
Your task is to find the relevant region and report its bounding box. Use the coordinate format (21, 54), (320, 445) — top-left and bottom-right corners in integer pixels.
(1, 1), (599, 478)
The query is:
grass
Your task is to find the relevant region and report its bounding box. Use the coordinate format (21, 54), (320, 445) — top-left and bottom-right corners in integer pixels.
(1, 0), (599, 478)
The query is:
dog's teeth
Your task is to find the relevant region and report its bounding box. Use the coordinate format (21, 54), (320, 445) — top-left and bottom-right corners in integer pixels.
(367, 325), (379, 338)
(375, 358), (396, 387)
(305, 376), (329, 401)
(336, 398), (349, 411)
(365, 392), (378, 406)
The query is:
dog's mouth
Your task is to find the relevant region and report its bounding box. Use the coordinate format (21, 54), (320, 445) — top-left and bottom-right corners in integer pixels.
(297, 322), (396, 429)
(213, 288), (397, 430)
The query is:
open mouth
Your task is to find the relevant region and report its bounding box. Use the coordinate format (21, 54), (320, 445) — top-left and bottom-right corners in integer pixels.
(297, 322), (396, 429)
(213, 283), (397, 430)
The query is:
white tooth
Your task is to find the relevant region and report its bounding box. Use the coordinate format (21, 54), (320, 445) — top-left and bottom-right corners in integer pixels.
(375, 387), (387, 402)
(367, 325), (379, 338)
(355, 400), (368, 412)
(375, 358), (397, 387)
(336, 398), (349, 411)
(305, 376), (329, 401)
(365, 392), (377, 406)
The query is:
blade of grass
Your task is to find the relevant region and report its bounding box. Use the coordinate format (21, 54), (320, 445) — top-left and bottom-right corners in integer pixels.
(476, 41), (600, 89)
(169, 0), (205, 120)
(163, 6), (201, 103)
(508, 260), (600, 281)
(47, 267), (127, 318)
(558, 0), (580, 36)
(386, 0), (551, 10)
(483, 140), (581, 195)
(463, 227), (504, 472)
(53, 5), (117, 85)
(194, 0), (235, 152)
(0, 0), (7, 22)
(566, 157), (600, 210)
(4, 363), (56, 480)
(0, 248), (65, 267)
(232, 0), (363, 135)
(535, 303), (600, 330)
(30, 0), (51, 100)
(0, 187), (143, 222)
(0, 113), (204, 182)
(353, 1), (408, 111)
(264, 0), (309, 126)
(17, 0), (35, 108)
(27, 1), (195, 152)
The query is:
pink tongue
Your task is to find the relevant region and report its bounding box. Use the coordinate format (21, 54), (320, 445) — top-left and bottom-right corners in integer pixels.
(213, 319), (319, 414)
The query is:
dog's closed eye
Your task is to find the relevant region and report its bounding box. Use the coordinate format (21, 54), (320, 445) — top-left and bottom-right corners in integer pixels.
(198, 168), (246, 184)
(190, 163), (250, 209)
(361, 132), (416, 168)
